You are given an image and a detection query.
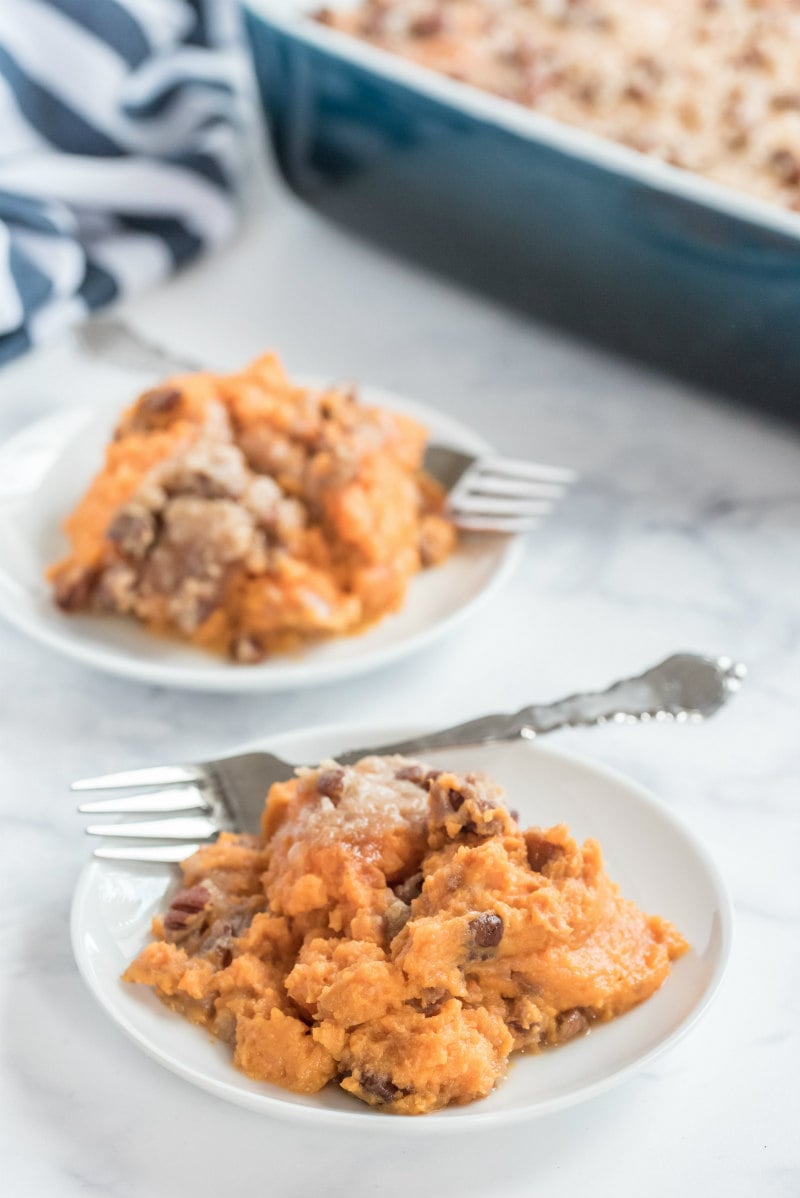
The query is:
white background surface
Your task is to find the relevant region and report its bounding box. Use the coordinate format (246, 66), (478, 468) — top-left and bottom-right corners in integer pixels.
(1, 151), (799, 1197)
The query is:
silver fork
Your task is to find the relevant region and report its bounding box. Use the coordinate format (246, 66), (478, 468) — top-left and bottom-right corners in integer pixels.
(423, 445), (575, 533)
(77, 317), (576, 534)
(75, 652), (745, 864)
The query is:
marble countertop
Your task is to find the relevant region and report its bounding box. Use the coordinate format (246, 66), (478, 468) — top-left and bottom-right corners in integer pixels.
(1, 161), (799, 1198)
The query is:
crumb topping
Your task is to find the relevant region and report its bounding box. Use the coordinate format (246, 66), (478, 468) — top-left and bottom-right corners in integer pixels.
(318, 0), (800, 212)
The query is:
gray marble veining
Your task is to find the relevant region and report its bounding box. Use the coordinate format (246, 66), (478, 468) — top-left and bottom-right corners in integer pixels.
(1, 163), (798, 1197)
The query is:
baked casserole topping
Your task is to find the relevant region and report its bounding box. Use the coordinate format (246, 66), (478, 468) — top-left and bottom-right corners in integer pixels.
(318, 0), (800, 212)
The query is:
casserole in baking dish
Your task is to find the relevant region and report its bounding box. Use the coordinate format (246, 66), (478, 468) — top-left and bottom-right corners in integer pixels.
(245, 0), (800, 415)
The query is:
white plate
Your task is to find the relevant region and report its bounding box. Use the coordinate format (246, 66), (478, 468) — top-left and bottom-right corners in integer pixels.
(0, 386), (520, 691)
(71, 727), (732, 1132)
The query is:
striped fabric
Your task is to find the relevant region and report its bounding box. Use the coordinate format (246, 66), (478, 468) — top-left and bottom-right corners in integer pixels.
(0, 0), (247, 366)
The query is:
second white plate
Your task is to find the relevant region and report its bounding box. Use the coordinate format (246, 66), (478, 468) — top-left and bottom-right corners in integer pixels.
(0, 386), (521, 691)
(71, 729), (732, 1131)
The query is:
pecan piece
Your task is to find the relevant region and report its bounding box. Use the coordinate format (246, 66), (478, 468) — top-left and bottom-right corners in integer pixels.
(772, 94), (800, 114)
(141, 386), (181, 414)
(508, 1020), (542, 1045)
(430, 774), (506, 838)
(447, 788), (465, 812)
(128, 386), (182, 431)
(107, 505), (156, 560)
(393, 871), (424, 904)
(164, 885), (210, 932)
(53, 565), (97, 612)
(468, 912), (504, 953)
(384, 897), (412, 942)
(316, 768), (345, 802)
(409, 11), (443, 37)
(394, 764), (426, 785)
(407, 988), (448, 1017)
(768, 148), (800, 187)
(556, 1008), (589, 1043)
(525, 832), (564, 875)
(358, 1071), (404, 1104)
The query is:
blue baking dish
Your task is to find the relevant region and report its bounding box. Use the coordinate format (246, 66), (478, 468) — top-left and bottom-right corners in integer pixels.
(244, 0), (800, 416)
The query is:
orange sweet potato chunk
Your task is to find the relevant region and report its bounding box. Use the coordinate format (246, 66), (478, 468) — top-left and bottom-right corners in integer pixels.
(234, 1008), (337, 1092)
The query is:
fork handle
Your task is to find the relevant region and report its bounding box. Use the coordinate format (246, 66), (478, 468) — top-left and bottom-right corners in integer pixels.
(336, 659), (703, 762)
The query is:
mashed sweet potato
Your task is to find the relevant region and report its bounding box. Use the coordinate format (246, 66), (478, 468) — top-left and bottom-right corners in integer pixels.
(123, 756), (688, 1114)
(48, 355), (455, 661)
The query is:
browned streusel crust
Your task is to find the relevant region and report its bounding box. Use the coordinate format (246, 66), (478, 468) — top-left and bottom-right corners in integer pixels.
(123, 755), (688, 1114)
(317, 0), (800, 212)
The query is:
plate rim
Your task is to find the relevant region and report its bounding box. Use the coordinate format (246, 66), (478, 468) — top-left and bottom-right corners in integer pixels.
(70, 728), (734, 1133)
(0, 387), (523, 692)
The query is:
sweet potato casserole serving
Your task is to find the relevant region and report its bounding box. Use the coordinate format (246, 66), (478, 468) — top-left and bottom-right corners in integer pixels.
(317, 0), (800, 212)
(48, 355), (455, 661)
(124, 756), (688, 1114)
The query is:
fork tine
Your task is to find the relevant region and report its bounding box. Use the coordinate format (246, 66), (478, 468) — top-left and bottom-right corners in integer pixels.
(463, 476), (567, 499)
(479, 457), (577, 483)
(77, 785), (210, 815)
(450, 495), (555, 517)
(71, 764), (204, 792)
(454, 515), (541, 533)
(85, 816), (219, 840)
(93, 843), (202, 863)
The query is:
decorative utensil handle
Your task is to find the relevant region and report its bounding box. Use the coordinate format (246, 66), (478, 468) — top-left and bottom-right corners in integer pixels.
(338, 653), (744, 762)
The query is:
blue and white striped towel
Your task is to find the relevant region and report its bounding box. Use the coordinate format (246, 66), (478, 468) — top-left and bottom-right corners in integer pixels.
(0, 0), (247, 367)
